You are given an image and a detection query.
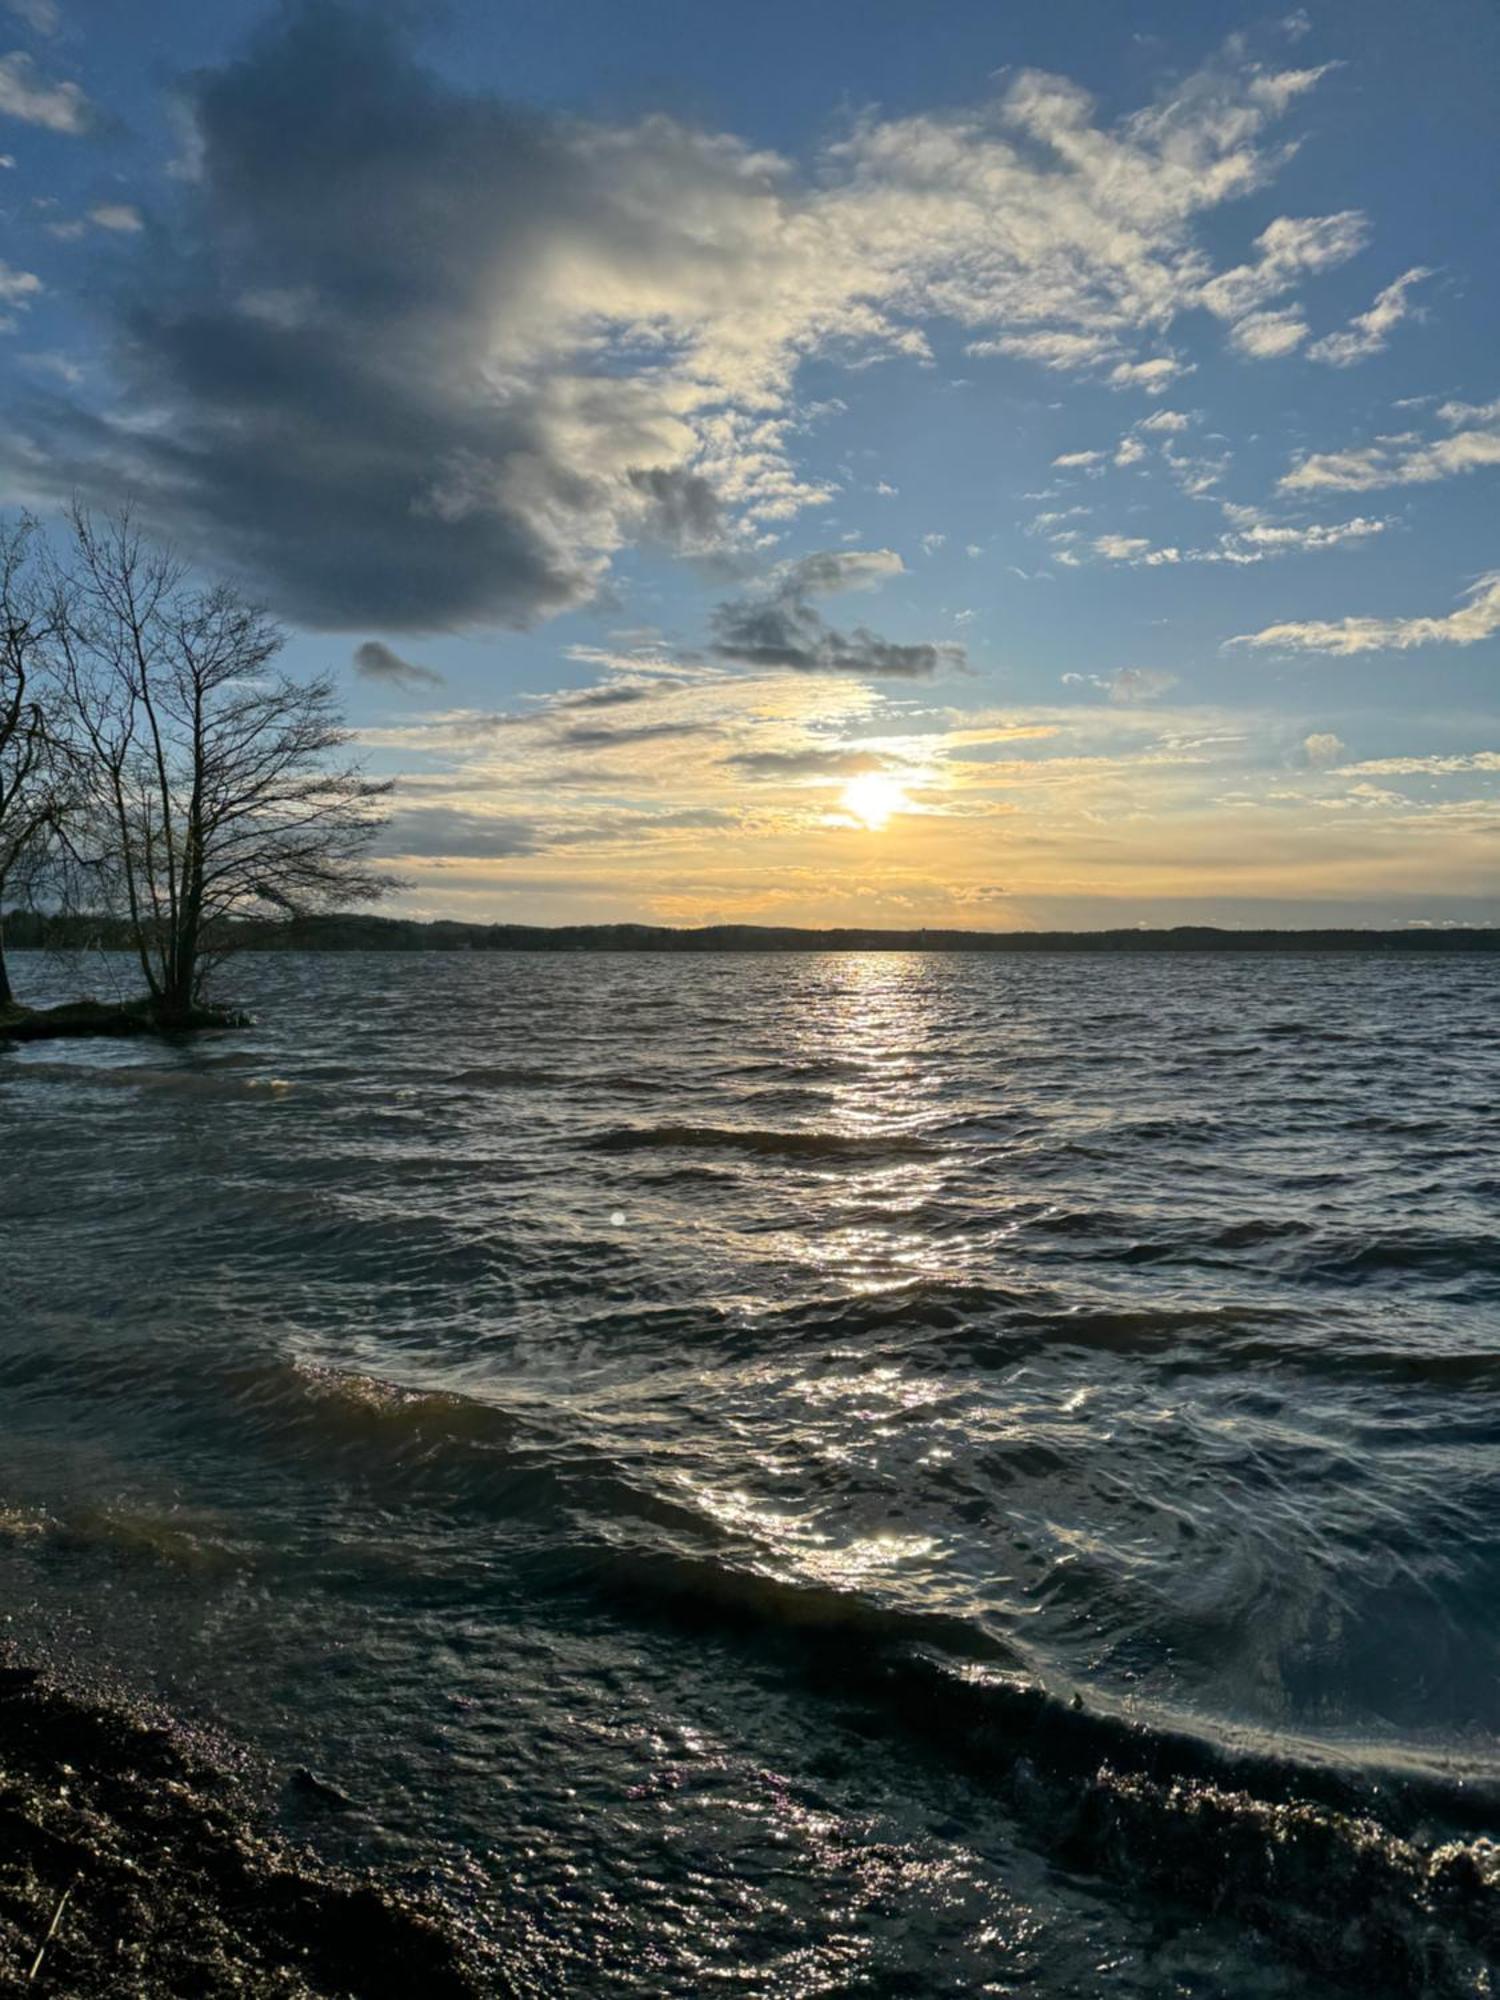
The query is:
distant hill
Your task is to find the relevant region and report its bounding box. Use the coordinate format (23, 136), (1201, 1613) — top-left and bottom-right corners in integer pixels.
(7, 911), (1497, 953)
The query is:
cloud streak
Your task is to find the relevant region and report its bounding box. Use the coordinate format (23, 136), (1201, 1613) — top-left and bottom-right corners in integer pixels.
(353, 640), (446, 691)
(1230, 572), (1500, 655)
(1308, 266), (1430, 366)
(1281, 401), (1500, 491)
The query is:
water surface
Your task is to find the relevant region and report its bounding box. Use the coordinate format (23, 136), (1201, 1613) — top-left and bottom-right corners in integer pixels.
(2, 949), (1497, 1994)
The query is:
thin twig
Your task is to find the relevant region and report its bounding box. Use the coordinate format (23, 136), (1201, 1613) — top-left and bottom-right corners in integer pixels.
(27, 1875), (77, 1984)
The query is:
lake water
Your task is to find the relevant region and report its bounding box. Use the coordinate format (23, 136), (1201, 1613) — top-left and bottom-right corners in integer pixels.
(2, 949), (1497, 1995)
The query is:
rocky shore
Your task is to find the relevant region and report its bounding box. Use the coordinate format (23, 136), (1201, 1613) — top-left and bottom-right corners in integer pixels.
(0, 1652), (485, 1996)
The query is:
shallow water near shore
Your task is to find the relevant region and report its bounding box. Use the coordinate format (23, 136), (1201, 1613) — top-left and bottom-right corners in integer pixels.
(2, 947), (1498, 1995)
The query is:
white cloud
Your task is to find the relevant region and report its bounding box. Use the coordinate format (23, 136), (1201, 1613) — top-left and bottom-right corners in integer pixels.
(1230, 571), (1500, 654)
(973, 331), (1117, 370)
(1162, 443), (1229, 495)
(1138, 408), (1191, 433)
(1281, 422), (1500, 491)
(1027, 506), (1090, 535)
(1437, 395), (1500, 427)
(88, 202), (143, 233)
(1230, 306), (1309, 358)
(0, 49), (90, 131)
(1308, 266), (1431, 366)
(0, 258), (39, 301)
(1206, 212), (1369, 312)
(1302, 732), (1346, 766)
(1066, 514), (1385, 569)
(1219, 515), (1387, 558)
(1106, 355), (1193, 393)
(1053, 449), (1105, 468)
(1332, 750), (1500, 776)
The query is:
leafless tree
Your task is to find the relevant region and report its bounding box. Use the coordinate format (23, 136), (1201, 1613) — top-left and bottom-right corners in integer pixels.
(53, 506), (394, 1025)
(0, 518), (68, 1009)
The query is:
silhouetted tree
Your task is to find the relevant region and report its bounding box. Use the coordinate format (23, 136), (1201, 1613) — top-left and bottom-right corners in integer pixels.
(54, 507), (393, 1025)
(0, 518), (67, 1008)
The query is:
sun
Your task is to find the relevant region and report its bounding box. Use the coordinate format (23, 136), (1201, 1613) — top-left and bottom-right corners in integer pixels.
(839, 771), (909, 830)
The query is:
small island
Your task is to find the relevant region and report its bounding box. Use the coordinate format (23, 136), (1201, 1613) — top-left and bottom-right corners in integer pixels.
(0, 509), (390, 1041)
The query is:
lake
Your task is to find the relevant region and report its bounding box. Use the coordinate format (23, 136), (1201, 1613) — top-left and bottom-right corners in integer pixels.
(2, 949), (1497, 1995)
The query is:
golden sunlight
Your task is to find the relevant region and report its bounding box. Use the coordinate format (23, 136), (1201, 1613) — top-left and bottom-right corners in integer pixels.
(838, 771), (909, 829)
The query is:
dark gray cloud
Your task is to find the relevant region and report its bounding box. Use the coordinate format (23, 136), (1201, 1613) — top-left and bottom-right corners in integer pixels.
(5, 3), (741, 630)
(554, 683), (655, 710)
(775, 549), (904, 598)
(380, 807), (540, 859)
(728, 747), (896, 778)
(380, 800), (738, 860)
(711, 549), (964, 680)
(553, 718), (713, 749)
(626, 467), (724, 551)
(353, 639), (445, 690)
(548, 806), (740, 844)
(0, 14), (1348, 644)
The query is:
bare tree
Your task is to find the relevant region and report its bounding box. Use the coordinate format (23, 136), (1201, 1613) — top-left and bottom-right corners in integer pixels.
(54, 506), (393, 1026)
(0, 518), (68, 1009)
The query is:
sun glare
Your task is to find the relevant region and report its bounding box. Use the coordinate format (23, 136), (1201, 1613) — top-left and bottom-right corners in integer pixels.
(839, 771), (909, 830)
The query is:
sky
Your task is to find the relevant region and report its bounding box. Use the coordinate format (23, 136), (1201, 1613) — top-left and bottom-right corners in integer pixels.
(1, 0), (1496, 930)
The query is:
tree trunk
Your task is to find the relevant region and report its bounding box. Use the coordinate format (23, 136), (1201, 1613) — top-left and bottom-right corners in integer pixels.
(157, 946), (197, 1028)
(0, 918), (12, 1009)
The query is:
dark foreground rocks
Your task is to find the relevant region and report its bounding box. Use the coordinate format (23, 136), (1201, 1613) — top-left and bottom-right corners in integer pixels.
(0, 998), (250, 1043)
(0, 1656), (484, 1996)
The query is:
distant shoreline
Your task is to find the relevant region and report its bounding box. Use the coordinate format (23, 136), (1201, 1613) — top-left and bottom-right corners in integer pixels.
(7, 914), (1499, 954)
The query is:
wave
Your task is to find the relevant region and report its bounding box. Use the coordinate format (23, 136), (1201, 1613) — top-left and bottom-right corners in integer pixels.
(590, 1544), (1500, 1998)
(736, 1280), (1500, 1389)
(8, 1322), (1498, 1992)
(448, 1063), (567, 1088)
(1020, 1206), (1500, 1291)
(1299, 1231), (1500, 1286)
(583, 1122), (938, 1163)
(587, 1540), (1024, 1664)
(1, 1060), (295, 1099)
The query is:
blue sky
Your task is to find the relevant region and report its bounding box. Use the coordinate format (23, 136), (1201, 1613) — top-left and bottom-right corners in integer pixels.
(2, 0), (1497, 926)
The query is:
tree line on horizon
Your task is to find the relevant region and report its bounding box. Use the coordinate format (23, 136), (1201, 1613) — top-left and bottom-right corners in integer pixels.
(0, 507), (391, 1025)
(7, 907), (1496, 956)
